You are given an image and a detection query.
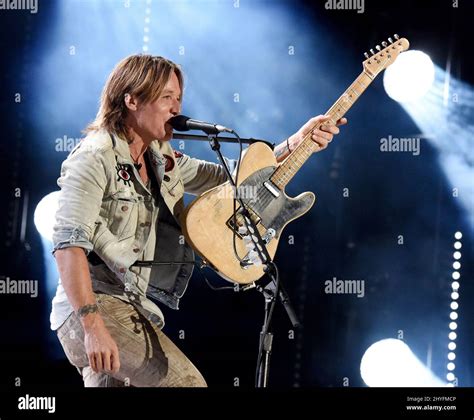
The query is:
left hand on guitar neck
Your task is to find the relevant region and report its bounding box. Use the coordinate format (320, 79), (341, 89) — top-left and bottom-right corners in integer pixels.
(274, 115), (347, 162)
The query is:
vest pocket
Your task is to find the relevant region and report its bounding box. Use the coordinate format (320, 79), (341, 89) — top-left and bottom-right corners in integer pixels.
(107, 192), (139, 239)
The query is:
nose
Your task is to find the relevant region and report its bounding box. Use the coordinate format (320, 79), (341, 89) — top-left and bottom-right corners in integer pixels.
(171, 98), (180, 115)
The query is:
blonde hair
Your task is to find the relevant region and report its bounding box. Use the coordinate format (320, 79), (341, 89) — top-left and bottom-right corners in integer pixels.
(85, 54), (183, 140)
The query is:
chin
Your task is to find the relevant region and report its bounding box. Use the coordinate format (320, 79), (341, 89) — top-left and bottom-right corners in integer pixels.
(154, 127), (171, 142)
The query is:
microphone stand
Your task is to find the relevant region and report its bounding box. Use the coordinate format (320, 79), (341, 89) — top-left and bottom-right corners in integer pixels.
(202, 130), (301, 388)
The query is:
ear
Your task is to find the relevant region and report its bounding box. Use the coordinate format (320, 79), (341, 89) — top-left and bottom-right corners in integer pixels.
(124, 93), (138, 111)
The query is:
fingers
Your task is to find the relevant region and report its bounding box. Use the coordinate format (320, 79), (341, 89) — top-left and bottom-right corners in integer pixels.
(89, 351), (120, 374)
(103, 351), (112, 372)
(110, 350), (121, 374)
(311, 126), (337, 150)
(292, 114), (347, 152)
(89, 352), (97, 373)
(110, 344), (120, 374)
(320, 123), (340, 135)
(301, 115), (330, 135)
(311, 131), (331, 150)
(95, 352), (103, 372)
(307, 115), (347, 151)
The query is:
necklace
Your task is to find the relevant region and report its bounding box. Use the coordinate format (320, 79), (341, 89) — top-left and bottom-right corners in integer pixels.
(130, 150), (144, 171)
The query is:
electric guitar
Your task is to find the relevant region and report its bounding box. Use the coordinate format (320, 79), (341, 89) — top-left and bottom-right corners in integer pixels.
(182, 35), (410, 284)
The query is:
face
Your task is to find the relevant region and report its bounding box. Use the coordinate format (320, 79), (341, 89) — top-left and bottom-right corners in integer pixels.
(126, 71), (181, 143)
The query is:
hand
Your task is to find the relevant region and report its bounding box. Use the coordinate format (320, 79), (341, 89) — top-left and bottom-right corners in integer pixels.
(288, 115), (347, 152)
(83, 314), (121, 374)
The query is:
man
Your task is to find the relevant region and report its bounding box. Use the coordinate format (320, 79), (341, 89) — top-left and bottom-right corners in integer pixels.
(50, 54), (346, 387)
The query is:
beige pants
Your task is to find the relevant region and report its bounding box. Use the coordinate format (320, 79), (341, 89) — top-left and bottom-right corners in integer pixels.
(57, 293), (207, 387)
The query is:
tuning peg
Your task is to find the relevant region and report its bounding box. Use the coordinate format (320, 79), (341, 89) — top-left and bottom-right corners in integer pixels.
(370, 49), (375, 55)
(388, 37), (393, 43)
(376, 45), (381, 51)
(394, 34), (399, 40)
(364, 52), (369, 59)
(382, 41), (388, 47)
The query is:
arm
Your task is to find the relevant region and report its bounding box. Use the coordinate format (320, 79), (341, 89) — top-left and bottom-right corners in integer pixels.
(176, 114), (347, 193)
(53, 146), (119, 374)
(274, 115), (348, 163)
(55, 247), (120, 374)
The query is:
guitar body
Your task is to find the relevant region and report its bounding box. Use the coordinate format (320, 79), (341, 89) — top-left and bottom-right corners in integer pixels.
(182, 142), (315, 284)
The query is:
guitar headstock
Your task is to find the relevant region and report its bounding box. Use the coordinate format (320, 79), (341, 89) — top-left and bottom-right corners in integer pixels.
(363, 34), (410, 77)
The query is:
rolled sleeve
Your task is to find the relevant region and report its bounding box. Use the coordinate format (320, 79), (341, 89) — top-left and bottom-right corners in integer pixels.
(52, 147), (107, 255)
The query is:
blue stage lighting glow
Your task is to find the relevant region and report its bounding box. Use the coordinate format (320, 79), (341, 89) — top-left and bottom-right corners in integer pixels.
(34, 191), (60, 242)
(383, 51), (435, 103)
(385, 61), (474, 230)
(360, 338), (445, 387)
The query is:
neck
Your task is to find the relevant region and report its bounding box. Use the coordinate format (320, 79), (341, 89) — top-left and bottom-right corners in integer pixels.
(270, 69), (374, 189)
(124, 124), (151, 162)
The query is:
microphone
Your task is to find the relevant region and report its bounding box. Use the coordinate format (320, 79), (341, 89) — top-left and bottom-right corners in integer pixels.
(168, 115), (233, 135)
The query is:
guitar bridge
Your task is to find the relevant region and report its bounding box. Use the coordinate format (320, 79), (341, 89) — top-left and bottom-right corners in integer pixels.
(226, 205), (261, 239)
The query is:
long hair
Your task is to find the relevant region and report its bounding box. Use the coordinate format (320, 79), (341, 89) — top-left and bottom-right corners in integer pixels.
(85, 54), (183, 140)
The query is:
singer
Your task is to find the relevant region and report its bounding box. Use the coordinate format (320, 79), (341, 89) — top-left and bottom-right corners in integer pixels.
(50, 54), (346, 387)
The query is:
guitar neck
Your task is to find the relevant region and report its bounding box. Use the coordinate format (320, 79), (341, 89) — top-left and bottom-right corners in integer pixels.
(271, 70), (374, 189)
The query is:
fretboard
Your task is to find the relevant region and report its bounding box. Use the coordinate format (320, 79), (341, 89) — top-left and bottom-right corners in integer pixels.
(271, 70), (374, 189)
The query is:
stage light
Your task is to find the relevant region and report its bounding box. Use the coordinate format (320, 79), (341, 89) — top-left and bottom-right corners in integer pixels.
(34, 191), (60, 242)
(451, 302), (458, 310)
(360, 338), (445, 387)
(449, 332), (457, 340)
(454, 242), (462, 250)
(451, 281), (460, 290)
(447, 362), (455, 371)
(449, 312), (458, 320)
(451, 292), (459, 300)
(448, 342), (456, 351)
(383, 50), (435, 103)
(454, 232), (462, 240)
(449, 322), (457, 330)
(448, 352), (456, 361)
(453, 261), (461, 270)
(453, 252), (461, 260)
(446, 372), (455, 381)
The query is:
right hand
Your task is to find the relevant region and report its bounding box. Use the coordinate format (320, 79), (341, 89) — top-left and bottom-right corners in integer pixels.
(83, 315), (121, 374)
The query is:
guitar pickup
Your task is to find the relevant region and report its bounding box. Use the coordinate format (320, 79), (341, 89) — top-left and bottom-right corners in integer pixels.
(263, 181), (280, 197)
